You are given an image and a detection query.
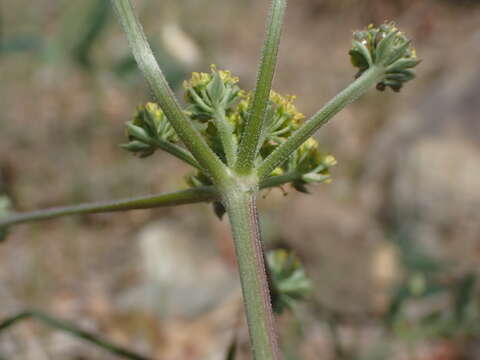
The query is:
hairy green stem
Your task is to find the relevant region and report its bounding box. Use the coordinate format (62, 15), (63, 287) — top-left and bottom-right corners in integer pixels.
(0, 310), (150, 360)
(213, 108), (237, 167)
(224, 186), (280, 360)
(111, 0), (228, 182)
(259, 171), (299, 189)
(236, 0), (287, 174)
(151, 140), (202, 170)
(0, 174), (303, 230)
(257, 66), (385, 180)
(0, 187), (217, 228)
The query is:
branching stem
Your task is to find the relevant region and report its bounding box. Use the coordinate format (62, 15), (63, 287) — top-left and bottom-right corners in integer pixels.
(111, 0), (228, 183)
(0, 187), (217, 228)
(1, 4), (400, 360)
(257, 66), (385, 180)
(150, 140), (202, 170)
(259, 171), (298, 189)
(0, 174), (307, 231)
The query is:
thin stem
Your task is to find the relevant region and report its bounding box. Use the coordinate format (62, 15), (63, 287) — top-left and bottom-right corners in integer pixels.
(257, 66), (385, 180)
(224, 189), (280, 360)
(0, 187), (217, 228)
(259, 171), (299, 189)
(151, 140), (202, 170)
(0, 310), (150, 360)
(236, 0), (287, 174)
(213, 108), (237, 167)
(110, 0), (228, 182)
(0, 173), (304, 230)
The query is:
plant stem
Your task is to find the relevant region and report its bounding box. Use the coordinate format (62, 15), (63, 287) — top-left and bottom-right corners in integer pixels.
(0, 187), (217, 228)
(111, 0), (228, 183)
(259, 171), (299, 189)
(224, 186), (280, 360)
(213, 108), (237, 167)
(257, 66), (385, 180)
(151, 140), (202, 170)
(0, 173), (306, 230)
(236, 0), (287, 174)
(0, 310), (150, 360)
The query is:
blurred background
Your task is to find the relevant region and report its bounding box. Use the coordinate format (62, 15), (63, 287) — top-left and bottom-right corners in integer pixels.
(1, 0), (480, 359)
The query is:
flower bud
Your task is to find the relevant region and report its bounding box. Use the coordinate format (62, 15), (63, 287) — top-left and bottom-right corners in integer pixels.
(264, 91), (304, 145)
(283, 138), (337, 193)
(183, 64), (241, 119)
(350, 22), (420, 92)
(122, 102), (178, 158)
(231, 90), (304, 159)
(267, 249), (312, 314)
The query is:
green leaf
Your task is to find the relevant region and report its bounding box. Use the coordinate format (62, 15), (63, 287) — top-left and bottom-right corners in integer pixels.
(390, 58), (422, 71)
(120, 141), (152, 154)
(126, 122), (152, 144)
(375, 29), (399, 65)
(349, 42), (371, 70)
(385, 71), (416, 82)
(385, 40), (413, 66)
(208, 72), (226, 106)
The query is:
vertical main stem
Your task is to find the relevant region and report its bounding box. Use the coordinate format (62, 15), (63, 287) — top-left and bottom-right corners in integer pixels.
(224, 189), (280, 360)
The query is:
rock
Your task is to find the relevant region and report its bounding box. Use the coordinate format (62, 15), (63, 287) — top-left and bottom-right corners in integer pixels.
(280, 193), (399, 314)
(117, 220), (238, 319)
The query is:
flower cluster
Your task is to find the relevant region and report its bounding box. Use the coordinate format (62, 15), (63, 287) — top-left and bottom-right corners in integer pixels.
(267, 249), (312, 314)
(183, 64), (241, 119)
(122, 103), (179, 158)
(124, 66), (336, 194)
(349, 22), (420, 92)
(284, 139), (337, 193)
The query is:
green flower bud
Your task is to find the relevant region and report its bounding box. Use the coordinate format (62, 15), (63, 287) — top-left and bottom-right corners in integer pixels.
(228, 90), (250, 139)
(350, 22), (420, 92)
(182, 66), (243, 162)
(267, 249), (312, 314)
(284, 138), (337, 193)
(122, 102), (178, 158)
(183, 64), (241, 119)
(184, 67), (337, 195)
(263, 91), (304, 145)
(230, 90), (304, 158)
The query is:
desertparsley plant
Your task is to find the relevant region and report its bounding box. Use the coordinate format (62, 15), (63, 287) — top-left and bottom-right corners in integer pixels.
(0, 0), (419, 359)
